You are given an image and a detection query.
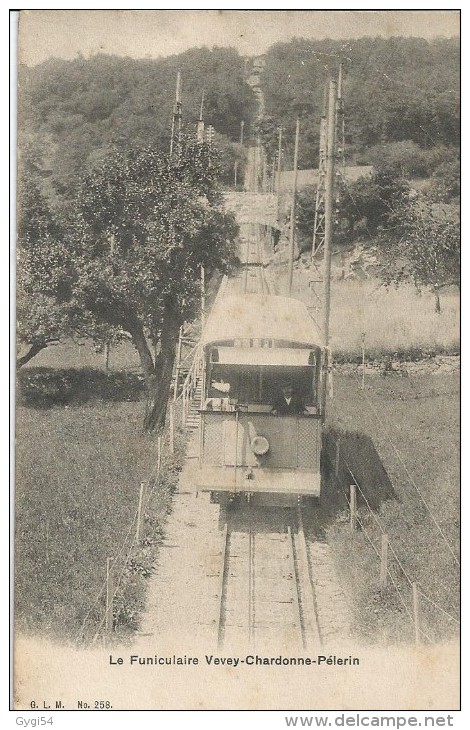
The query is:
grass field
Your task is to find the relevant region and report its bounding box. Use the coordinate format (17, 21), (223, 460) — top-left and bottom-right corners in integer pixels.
(19, 338), (141, 372)
(15, 393), (186, 644)
(270, 249), (459, 360)
(15, 244), (459, 646)
(329, 280), (459, 359)
(322, 373), (459, 644)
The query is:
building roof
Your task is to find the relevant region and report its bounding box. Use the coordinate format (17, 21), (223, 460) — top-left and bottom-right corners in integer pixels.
(201, 294), (323, 348)
(280, 166), (373, 192)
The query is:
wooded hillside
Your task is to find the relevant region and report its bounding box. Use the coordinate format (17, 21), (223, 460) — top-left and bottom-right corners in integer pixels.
(260, 36), (459, 168)
(19, 36), (459, 204)
(19, 47), (257, 204)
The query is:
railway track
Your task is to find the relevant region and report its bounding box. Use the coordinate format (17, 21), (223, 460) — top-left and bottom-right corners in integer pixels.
(234, 223), (271, 295)
(209, 220), (323, 650)
(216, 504), (322, 651)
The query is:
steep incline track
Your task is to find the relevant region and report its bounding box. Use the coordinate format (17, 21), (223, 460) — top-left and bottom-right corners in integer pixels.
(217, 505), (322, 651)
(134, 191), (350, 654)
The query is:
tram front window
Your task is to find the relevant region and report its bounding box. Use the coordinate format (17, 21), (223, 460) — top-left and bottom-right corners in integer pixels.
(205, 365), (317, 414)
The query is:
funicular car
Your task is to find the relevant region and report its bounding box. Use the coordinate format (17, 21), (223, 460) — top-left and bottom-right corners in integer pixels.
(194, 294), (327, 506)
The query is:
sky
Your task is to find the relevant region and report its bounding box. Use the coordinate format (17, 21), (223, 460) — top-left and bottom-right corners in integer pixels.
(18, 9), (460, 66)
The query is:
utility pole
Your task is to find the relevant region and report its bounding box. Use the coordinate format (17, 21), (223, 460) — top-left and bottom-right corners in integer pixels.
(206, 124), (215, 148)
(170, 71), (182, 157)
(201, 265), (206, 328)
(234, 119), (245, 188)
(312, 84), (328, 258)
(196, 91), (205, 143)
(276, 127), (283, 221)
(336, 63), (345, 167)
(322, 79), (337, 353)
(335, 63), (346, 225)
(255, 134), (262, 192)
(287, 119), (300, 295)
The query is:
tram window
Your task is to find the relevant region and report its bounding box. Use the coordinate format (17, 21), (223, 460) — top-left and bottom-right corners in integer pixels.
(264, 370), (315, 407)
(206, 363), (318, 412)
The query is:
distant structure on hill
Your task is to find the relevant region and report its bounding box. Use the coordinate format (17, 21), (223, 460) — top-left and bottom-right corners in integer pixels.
(279, 166), (373, 192)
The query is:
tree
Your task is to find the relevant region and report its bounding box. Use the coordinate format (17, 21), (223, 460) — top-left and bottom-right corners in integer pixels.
(377, 205), (460, 313)
(426, 158), (460, 203)
(211, 132), (247, 188)
(17, 175), (75, 366)
(293, 168), (410, 252)
(20, 50), (257, 207)
(261, 36), (459, 159)
(341, 168), (410, 237)
(16, 174), (124, 367)
(71, 140), (238, 430)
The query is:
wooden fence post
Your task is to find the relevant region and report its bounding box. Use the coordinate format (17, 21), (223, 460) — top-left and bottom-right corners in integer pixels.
(380, 533), (388, 588)
(412, 582), (420, 645)
(136, 482), (146, 543)
(173, 326), (183, 402)
(104, 343), (110, 372)
(350, 484), (357, 532)
(157, 436), (162, 472)
(335, 439), (341, 478)
(361, 332), (366, 390)
(169, 404), (175, 454)
(105, 557), (115, 641)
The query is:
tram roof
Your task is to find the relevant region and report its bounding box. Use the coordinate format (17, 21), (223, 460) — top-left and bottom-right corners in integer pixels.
(201, 294), (323, 348)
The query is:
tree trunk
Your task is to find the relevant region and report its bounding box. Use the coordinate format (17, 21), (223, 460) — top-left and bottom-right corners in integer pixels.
(128, 303), (181, 433)
(144, 301), (180, 432)
(129, 322), (159, 428)
(434, 286), (441, 314)
(17, 340), (51, 368)
(130, 323), (157, 392)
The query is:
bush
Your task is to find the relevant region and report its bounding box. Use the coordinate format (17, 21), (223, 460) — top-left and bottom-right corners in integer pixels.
(18, 367), (145, 408)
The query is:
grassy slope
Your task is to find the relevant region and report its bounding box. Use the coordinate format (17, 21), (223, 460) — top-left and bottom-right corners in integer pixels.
(267, 229), (460, 643)
(15, 399), (183, 643)
(324, 374), (459, 644)
(14, 291), (207, 644)
(270, 247), (460, 358)
(16, 244), (459, 645)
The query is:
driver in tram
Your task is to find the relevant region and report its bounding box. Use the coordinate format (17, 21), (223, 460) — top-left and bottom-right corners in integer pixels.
(271, 382), (306, 415)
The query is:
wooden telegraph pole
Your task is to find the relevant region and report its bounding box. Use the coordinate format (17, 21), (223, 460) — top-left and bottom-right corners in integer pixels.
(170, 71), (182, 157)
(276, 127), (283, 221)
(234, 119), (245, 188)
(201, 265), (206, 328)
(322, 80), (337, 350)
(320, 78), (337, 418)
(196, 91), (205, 143)
(287, 119), (300, 295)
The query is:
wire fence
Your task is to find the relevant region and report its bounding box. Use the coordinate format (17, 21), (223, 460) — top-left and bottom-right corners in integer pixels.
(351, 369), (460, 568)
(331, 438), (460, 644)
(75, 394), (193, 647)
(75, 275), (226, 647)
